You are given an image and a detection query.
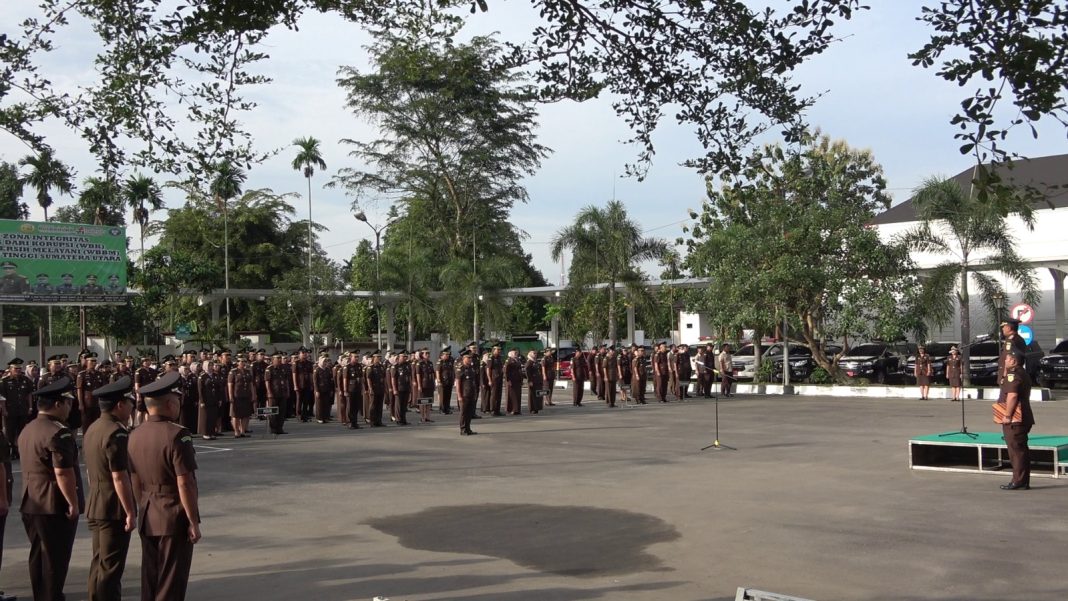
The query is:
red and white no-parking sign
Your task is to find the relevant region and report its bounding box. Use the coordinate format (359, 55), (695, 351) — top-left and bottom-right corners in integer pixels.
(1010, 303), (1034, 324)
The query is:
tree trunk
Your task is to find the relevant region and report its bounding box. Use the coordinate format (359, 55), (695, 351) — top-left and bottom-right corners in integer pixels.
(959, 267), (971, 386)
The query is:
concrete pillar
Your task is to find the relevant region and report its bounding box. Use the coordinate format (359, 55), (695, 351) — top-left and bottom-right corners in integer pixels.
(1052, 268), (1066, 344)
(209, 298), (220, 325)
(551, 315), (560, 349)
(385, 304), (396, 351)
(626, 304), (636, 346)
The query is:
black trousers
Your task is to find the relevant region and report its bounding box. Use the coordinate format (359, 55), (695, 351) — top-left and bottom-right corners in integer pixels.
(4, 414), (26, 458)
(268, 397), (288, 434)
(370, 389), (385, 425)
(572, 379), (585, 405)
(439, 382), (453, 414)
(459, 391), (477, 432)
(1003, 423), (1032, 486)
(298, 385), (314, 420)
(88, 518), (132, 601)
(22, 513), (77, 601)
(347, 389), (363, 425)
(140, 533), (194, 601)
(490, 379), (504, 414)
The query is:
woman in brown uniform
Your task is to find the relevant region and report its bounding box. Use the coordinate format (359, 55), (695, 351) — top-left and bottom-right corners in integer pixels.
(228, 356), (256, 436)
(541, 349), (557, 406)
(312, 354), (334, 423)
(479, 351), (492, 414)
(196, 360), (221, 440)
(526, 350), (543, 414)
(945, 346), (963, 401)
(914, 345), (933, 400)
(505, 350), (523, 415)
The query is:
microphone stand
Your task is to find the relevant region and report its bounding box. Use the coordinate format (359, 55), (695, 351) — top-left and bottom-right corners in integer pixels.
(701, 393), (736, 451)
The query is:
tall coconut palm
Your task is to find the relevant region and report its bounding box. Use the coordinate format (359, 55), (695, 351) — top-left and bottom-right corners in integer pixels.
(19, 148), (74, 220)
(550, 200), (669, 346)
(122, 174), (164, 271)
(210, 160), (247, 341)
(292, 136), (326, 348)
(76, 177), (120, 225)
(900, 176), (1040, 385)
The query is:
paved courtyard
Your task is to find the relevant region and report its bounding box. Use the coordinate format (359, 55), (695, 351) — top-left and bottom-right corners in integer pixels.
(4, 391), (1067, 601)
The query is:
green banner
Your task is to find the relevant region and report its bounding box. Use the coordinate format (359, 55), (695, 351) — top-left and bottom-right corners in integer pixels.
(0, 219), (128, 305)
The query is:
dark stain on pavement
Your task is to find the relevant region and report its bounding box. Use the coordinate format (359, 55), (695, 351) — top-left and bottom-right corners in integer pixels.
(366, 503), (680, 577)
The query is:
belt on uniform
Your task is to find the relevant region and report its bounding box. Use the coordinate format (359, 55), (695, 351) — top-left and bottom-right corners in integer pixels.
(143, 483), (179, 493)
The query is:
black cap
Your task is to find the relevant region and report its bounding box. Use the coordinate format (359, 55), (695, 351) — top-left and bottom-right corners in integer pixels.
(36, 272), (48, 278)
(0, 261), (16, 268)
(61, 273), (73, 278)
(34, 376), (74, 398)
(1001, 318), (1021, 330)
(92, 376), (133, 401)
(7, 358), (24, 367)
(138, 371), (182, 397)
(460, 349), (470, 357)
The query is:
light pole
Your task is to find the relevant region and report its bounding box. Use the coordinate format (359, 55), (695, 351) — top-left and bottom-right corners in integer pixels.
(992, 292), (1007, 338)
(474, 294), (484, 343)
(355, 211), (393, 350)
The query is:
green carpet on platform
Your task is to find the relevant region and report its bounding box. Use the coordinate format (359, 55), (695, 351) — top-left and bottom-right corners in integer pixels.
(912, 432), (1068, 462)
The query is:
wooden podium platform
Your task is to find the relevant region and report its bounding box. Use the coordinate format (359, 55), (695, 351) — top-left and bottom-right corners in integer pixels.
(909, 432), (1068, 479)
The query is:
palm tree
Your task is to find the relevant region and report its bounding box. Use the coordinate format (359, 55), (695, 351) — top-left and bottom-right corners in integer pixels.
(19, 148), (74, 220)
(550, 200), (669, 346)
(292, 136), (327, 348)
(209, 160), (247, 341)
(76, 177), (120, 225)
(900, 176), (1040, 385)
(123, 174), (164, 271)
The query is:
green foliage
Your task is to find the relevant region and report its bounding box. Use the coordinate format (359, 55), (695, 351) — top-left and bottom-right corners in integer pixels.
(18, 148), (73, 220)
(54, 177), (125, 226)
(753, 360), (776, 384)
(0, 161), (29, 219)
(551, 200), (668, 345)
(898, 176), (1040, 384)
(809, 367), (834, 385)
(911, 1), (1068, 169)
(683, 133), (919, 380)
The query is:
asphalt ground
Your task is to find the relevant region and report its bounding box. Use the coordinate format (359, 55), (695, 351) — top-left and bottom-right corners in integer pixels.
(3, 389), (1067, 601)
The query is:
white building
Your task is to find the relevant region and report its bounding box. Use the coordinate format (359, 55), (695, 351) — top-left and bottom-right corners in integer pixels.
(871, 153), (1068, 347)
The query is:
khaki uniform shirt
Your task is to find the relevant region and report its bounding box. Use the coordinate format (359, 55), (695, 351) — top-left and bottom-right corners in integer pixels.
(17, 413), (84, 515)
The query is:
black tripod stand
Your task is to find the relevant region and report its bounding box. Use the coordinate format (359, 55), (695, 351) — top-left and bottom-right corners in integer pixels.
(701, 393), (737, 451)
(939, 394), (978, 439)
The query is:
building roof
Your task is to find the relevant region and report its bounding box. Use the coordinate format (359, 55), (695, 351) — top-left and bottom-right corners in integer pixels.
(871, 153), (1068, 225)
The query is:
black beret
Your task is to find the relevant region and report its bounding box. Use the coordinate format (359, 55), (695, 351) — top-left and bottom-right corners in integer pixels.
(61, 273), (73, 278)
(92, 375), (133, 400)
(36, 273), (48, 278)
(34, 376), (74, 397)
(1001, 318), (1021, 329)
(0, 261), (16, 268)
(138, 371), (182, 397)
(7, 358), (23, 367)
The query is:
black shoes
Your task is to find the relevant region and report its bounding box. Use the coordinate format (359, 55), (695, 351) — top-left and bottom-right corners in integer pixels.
(1000, 482), (1030, 490)
(461, 429), (477, 435)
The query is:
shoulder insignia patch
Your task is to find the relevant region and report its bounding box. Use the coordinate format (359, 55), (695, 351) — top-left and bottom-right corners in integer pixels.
(115, 431), (128, 438)
(180, 435), (193, 443)
(59, 432), (72, 439)
(1007, 374), (1015, 382)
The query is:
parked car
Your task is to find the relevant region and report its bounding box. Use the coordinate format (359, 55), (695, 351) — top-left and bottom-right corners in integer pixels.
(1038, 340), (1068, 388)
(731, 343), (771, 380)
(903, 342), (960, 384)
(967, 339), (1043, 384)
(837, 341), (914, 384)
(556, 347), (577, 380)
(768, 343), (843, 382)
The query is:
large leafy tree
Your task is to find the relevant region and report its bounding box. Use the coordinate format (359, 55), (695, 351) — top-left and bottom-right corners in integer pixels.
(0, 161), (29, 219)
(683, 134), (922, 381)
(551, 200), (668, 346)
(18, 148), (73, 220)
(3, 1), (861, 180)
(898, 177), (1040, 385)
(53, 177), (125, 226)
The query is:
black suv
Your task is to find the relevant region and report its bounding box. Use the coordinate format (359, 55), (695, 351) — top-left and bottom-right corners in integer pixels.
(903, 342), (959, 384)
(967, 339), (1044, 384)
(1038, 340), (1068, 388)
(768, 342), (842, 382)
(837, 341), (914, 384)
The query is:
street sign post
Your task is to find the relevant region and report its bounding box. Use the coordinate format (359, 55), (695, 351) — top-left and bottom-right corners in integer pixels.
(1019, 324), (1034, 346)
(175, 324), (192, 341)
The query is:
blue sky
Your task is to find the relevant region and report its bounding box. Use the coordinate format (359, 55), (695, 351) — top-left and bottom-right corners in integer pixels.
(1, 1), (1065, 283)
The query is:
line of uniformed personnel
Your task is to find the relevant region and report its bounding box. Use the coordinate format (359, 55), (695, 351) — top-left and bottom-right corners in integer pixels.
(1, 369), (200, 600)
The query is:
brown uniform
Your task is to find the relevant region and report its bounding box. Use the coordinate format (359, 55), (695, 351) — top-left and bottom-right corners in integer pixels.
(945, 356), (963, 387)
(631, 354), (648, 403)
(365, 363), (387, 426)
(525, 357), (543, 413)
(264, 364), (290, 434)
(293, 359), (314, 422)
(998, 333), (1028, 382)
(0, 372), (34, 458)
(653, 350), (669, 402)
(128, 416), (199, 601)
(228, 367), (255, 419)
(488, 354), (504, 415)
(603, 353), (619, 407)
(914, 354), (933, 386)
(77, 368), (109, 433)
(18, 413), (85, 601)
(196, 372), (224, 437)
(570, 351), (587, 406)
(456, 362), (479, 434)
(134, 366), (157, 413)
(998, 365), (1034, 488)
(389, 362), (412, 425)
(342, 361), (363, 427)
(505, 357), (523, 414)
(436, 356), (455, 414)
(417, 358), (436, 408)
(84, 412), (133, 600)
(312, 365), (334, 422)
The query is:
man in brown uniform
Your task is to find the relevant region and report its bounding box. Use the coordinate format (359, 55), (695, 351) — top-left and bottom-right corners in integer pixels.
(998, 318), (1029, 382)
(570, 349), (587, 406)
(0, 358), (34, 459)
(653, 343), (669, 402)
(292, 348), (314, 423)
(998, 349), (1034, 490)
(602, 347), (619, 407)
(128, 371), (202, 600)
(77, 353), (109, 434)
(342, 351), (363, 429)
(264, 352), (290, 435)
(504, 349), (523, 415)
(389, 351), (412, 426)
(365, 351), (387, 427)
(312, 353), (334, 423)
(436, 348), (454, 415)
(488, 344), (504, 416)
(134, 356), (157, 426)
(85, 376), (138, 600)
(631, 346), (648, 404)
(455, 350), (479, 436)
(19, 376), (83, 601)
